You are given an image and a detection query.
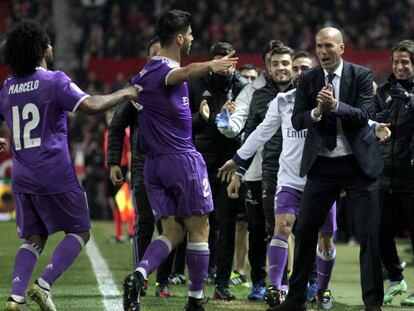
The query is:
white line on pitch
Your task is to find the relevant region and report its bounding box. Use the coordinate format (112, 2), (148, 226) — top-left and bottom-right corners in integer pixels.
(85, 235), (123, 311)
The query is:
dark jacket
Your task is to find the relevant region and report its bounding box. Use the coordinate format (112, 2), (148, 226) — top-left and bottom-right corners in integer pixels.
(374, 74), (414, 192)
(107, 101), (145, 188)
(244, 78), (294, 187)
(292, 61), (383, 179)
(189, 71), (247, 173)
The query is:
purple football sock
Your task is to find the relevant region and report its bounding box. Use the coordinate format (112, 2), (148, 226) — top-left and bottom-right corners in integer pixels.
(11, 241), (42, 297)
(268, 236), (288, 288)
(40, 234), (84, 286)
(316, 245), (336, 292)
(136, 236), (172, 278)
(186, 242), (209, 298)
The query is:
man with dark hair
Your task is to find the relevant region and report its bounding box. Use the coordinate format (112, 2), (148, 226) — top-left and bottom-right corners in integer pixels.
(1, 20), (139, 311)
(147, 37), (161, 60)
(122, 10), (237, 311)
(374, 39), (414, 306)
(108, 37), (183, 298)
(240, 64), (259, 83)
(188, 41), (248, 300)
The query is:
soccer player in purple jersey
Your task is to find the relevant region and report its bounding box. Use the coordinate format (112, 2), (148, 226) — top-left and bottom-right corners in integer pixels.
(122, 10), (237, 311)
(1, 21), (139, 311)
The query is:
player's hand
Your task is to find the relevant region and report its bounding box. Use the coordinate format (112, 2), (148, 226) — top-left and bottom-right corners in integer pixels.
(227, 174), (241, 199)
(223, 100), (235, 114)
(110, 165), (124, 186)
(217, 159), (239, 183)
(123, 84), (141, 101)
(375, 123), (391, 142)
(209, 51), (238, 74)
(0, 137), (7, 152)
(199, 99), (210, 121)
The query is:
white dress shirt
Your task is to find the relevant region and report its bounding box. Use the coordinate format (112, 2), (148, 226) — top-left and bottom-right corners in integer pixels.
(311, 60), (353, 157)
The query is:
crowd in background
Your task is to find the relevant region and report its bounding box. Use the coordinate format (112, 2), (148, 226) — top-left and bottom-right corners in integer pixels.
(0, 0), (412, 238)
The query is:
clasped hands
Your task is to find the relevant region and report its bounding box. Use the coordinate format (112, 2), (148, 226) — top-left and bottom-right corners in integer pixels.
(314, 84), (336, 118)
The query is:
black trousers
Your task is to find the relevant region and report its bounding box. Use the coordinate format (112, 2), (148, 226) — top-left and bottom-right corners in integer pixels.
(262, 181), (277, 239)
(379, 190), (414, 282)
(210, 175), (239, 286)
(245, 180), (267, 285)
(286, 156), (383, 306)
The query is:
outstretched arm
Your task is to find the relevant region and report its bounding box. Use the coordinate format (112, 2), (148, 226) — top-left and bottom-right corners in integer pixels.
(78, 85), (140, 115)
(166, 52), (238, 85)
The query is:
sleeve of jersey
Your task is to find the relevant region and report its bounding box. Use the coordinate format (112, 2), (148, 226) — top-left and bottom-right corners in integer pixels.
(237, 96), (282, 160)
(53, 71), (90, 112)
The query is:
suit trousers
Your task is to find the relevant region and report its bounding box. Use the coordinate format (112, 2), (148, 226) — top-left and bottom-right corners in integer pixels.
(379, 190), (414, 282)
(286, 155), (383, 306)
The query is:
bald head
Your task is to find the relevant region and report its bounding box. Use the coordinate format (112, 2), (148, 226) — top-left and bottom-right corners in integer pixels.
(315, 27), (345, 72)
(316, 27), (343, 44)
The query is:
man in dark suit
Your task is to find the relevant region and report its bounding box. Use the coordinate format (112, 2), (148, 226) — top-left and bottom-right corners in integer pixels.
(271, 27), (384, 311)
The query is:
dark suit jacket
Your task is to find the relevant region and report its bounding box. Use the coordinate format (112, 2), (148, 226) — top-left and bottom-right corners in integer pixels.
(291, 60), (383, 179)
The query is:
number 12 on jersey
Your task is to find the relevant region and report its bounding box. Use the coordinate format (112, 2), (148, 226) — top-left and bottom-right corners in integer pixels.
(12, 103), (41, 150)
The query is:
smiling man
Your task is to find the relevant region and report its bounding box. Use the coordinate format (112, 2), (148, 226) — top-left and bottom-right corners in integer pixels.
(374, 39), (414, 306)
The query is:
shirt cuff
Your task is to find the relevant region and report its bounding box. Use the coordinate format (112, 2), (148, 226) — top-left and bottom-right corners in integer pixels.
(311, 108), (322, 122)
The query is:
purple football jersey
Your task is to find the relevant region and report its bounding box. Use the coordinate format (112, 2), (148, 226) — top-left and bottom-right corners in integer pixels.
(0, 67), (89, 194)
(131, 56), (195, 154)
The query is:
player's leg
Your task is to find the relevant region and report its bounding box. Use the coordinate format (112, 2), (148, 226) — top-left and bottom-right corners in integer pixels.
(315, 203), (337, 310)
(28, 231), (89, 311)
(245, 180), (267, 301)
(265, 187), (299, 307)
(379, 191), (407, 304)
(5, 193), (48, 311)
(183, 214), (210, 311)
(6, 234), (47, 311)
(28, 187), (91, 311)
(124, 215), (185, 311)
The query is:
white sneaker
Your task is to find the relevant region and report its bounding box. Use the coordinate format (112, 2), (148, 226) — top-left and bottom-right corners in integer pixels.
(27, 282), (57, 311)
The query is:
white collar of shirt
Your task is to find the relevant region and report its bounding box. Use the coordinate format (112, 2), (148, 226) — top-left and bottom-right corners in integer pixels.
(152, 55), (180, 67)
(323, 60), (343, 81)
(323, 60), (343, 99)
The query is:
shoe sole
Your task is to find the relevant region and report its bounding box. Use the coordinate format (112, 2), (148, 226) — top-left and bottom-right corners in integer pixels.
(27, 286), (56, 311)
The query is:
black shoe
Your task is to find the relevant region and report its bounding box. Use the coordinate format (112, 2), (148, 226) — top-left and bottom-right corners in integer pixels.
(183, 297), (207, 311)
(123, 271), (144, 311)
(213, 285), (236, 301)
(266, 300), (307, 311)
(264, 285), (284, 307)
(365, 306), (382, 311)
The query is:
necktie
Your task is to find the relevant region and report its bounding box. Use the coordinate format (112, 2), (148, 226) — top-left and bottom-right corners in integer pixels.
(323, 73), (337, 151)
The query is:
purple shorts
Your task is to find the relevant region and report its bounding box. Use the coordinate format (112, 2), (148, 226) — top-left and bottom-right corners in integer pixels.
(143, 151), (214, 221)
(274, 186), (337, 233)
(14, 186), (91, 239)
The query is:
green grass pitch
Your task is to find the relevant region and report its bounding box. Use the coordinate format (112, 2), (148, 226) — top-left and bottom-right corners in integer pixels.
(0, 221), (413, 310)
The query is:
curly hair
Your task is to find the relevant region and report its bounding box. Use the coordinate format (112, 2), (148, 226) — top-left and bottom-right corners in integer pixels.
(4, 20), (50, 76)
